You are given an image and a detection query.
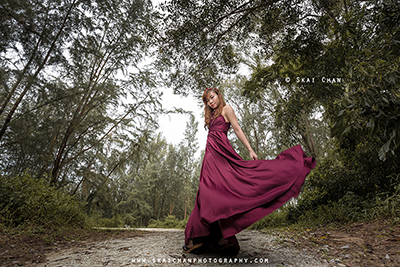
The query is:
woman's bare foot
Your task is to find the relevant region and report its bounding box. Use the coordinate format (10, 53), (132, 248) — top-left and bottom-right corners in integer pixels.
(186, 239), (194, 248)
(182, 239), (203, 254)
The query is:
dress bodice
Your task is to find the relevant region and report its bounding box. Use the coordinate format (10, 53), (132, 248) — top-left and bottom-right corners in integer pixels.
(209, 115), (230, 133)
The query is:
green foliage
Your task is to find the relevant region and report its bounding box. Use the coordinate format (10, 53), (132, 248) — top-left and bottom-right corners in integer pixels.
(250, 145), (400, 230)
(0, 0), (161, 189)
(83, 125), (202, 227)
(289, 138), (400, 221)
(249, 210), (289, 230)
(221, 76), (279, 159)
(330, 0), (400, 160)
(0, 172), (85, 227)
(372, 183), (400, 218)
(148, 215), (187, 229)
(157, 0), (255, 95)
(251, 186), (400, 230)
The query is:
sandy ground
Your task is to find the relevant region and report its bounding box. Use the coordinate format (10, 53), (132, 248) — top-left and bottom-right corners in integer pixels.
(2, 220), (399, 266)
(36, 228), (328, 267)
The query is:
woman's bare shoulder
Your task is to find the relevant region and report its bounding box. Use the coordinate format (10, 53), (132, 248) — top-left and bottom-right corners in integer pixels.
(222, 105), (237, 123)
(223, 104), (234, 113)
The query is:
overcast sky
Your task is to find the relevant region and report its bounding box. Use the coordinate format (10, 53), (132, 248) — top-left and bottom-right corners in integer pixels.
(151, 0), (210, 155)
(157, 89), (208, 155)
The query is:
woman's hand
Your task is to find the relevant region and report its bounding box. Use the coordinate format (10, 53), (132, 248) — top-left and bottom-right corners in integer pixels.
(249, 150), (258, 160)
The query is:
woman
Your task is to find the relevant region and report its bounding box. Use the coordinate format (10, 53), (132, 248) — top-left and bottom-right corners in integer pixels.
(182, 87), (316, 255)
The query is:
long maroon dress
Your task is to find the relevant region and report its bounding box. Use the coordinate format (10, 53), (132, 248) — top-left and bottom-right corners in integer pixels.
(185, 116), (315, 251)
(184, 115), (316, 250)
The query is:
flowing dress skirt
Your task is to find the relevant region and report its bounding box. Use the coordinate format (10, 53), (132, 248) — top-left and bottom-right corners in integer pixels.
(184, 115), (316, 250)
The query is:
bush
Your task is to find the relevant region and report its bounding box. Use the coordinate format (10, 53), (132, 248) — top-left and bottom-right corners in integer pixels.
(249, 209), (290, 230)
(267, 141), (400, 229)
(0, 172), (85, 227)
(148, 215), (187, 229)
(250, 187), (400, 231)
(372, 183), (400, 218)
(85, 212), (125, 228)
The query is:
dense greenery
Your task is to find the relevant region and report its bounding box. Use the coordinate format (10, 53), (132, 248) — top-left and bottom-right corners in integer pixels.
(148, 215), (187, 229)
(0, 0), (201, 228)
(83, 125), (201, 227)
(0, 0), (159, 184)
(0, 172), (85, 227)
(1, 0), (399, 230)
(158, 0), (400, 227)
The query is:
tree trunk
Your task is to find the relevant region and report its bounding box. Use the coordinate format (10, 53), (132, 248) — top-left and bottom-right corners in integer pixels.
(0, 0), (77, 142)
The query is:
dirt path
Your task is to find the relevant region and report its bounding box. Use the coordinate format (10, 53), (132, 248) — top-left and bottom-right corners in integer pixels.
(3, 220), (398, 266)
(36, 229), (328, 267)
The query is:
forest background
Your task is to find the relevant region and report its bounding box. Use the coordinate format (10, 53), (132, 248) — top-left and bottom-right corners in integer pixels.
(0, 0), (399, 234)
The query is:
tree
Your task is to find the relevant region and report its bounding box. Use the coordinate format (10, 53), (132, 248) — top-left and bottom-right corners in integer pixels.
(0, 0), (162, 189)
(156, 0), (282, 96)
(221, 75), (277, 159)
(1, 0), (82, 141)
(157, 0), (399, 159)
(156, 0), (400, 223)
(177, 114), (199, 218)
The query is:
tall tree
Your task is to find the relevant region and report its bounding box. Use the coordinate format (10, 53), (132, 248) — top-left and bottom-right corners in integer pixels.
(157, 0), (399, 158)
(1, 0), (80, 140)
(178, 114), (199, 219)
(155, 0), (400, 216)
(0, 0), (162, 188)
(222, 75), (278, 159)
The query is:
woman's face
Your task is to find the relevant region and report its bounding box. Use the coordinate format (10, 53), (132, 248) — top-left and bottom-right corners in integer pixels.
(206, 91), (220, 109)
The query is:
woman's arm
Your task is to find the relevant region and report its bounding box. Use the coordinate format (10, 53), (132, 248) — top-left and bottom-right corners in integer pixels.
(223, 105), (258, 160)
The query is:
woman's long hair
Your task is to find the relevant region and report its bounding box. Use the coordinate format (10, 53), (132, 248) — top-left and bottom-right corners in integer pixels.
(203, 88), (226, 129)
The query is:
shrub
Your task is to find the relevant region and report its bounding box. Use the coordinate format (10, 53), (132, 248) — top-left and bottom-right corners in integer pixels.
(0, 172), (85, 227)
(148, 215), (187, 229)
(251, 188), (400, 231)
(249, 209), (290, 230)
(85, 212), (125, 228)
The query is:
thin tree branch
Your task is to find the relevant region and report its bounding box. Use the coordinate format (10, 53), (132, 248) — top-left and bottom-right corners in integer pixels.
(59, 93), (150, 170)
(0, 0), (78, 141)
(0, 3), (41, 36)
